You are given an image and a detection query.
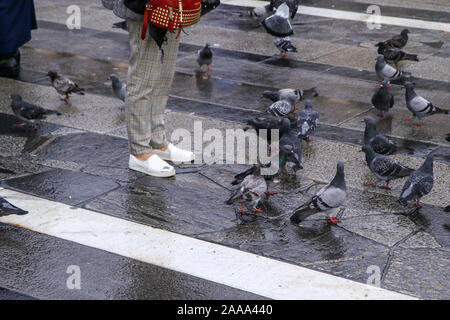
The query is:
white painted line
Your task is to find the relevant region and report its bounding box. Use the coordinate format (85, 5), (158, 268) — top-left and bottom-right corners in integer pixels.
(0, 188), (416, 300)
(222, 0), (450, 32)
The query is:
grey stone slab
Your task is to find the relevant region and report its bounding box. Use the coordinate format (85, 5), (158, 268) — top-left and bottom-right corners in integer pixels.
(407, 205), (450, 248)
(3, 169), (120, 206)
(383, 248), (450, 299)
(399, 231), (442, 249)
(339, 214), (417, 247)
(84, 173), (238, 236)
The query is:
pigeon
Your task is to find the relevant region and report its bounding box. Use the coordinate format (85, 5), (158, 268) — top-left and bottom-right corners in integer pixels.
(262, 87), (318, 103)
(0, 168), (15, 174)
(108, 74), (126, 102)
(273, 36), (297, 57)
(10, 94), (61, 130)
(361, 145), (413, 190)
(197, 43), (213, 73)
(231, 162), (278, 196)
(297, 100), (319, 142)
(262, 3), (293, 37)
(47, 70), (85, 103)
(226, 163), (268, 214)
(245, 115), (286, 144)
(375, 55), (411, 81)
(397, 154), (434, 207)
(269, 0), (299, 19)
(279, 118), (303, 171)
(363, 117), (397, 155)
(446, 133), (450, 142)
(266, 99), (296, 117)
(371, 80), (395, 120)
(0, 196), (28, 217)
(112, 20), (128, 31)
(382, 29), (410, 49)
(403, 82), (449, 126)
(375, 42), (418, 68)
(290, 162), (346, 225)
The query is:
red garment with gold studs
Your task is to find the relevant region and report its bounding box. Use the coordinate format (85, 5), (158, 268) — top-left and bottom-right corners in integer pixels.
(141, 0), (202, 40)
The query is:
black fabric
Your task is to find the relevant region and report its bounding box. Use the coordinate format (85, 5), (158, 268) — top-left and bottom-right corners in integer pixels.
(123, 0), (146, 14)
(201, 0), (220, 16)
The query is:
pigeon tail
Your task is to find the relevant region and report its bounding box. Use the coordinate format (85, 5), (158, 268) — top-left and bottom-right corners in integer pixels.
(226, 188), (244, 205)
(290, 205), (319, 224)
(262, 91), (279, 102)
(403, 53), (419, 62)
(396, 197), (409, 207)
(0, 168), (15, 174)
(433, 107), (450, 115)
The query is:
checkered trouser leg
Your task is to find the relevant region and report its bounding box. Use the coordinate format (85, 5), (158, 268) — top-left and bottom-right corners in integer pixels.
(125, 19), (180, 156)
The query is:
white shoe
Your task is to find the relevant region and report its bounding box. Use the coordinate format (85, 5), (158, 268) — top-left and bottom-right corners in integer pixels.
(129, 154), (175, 177)
(153, 143), (195, 163)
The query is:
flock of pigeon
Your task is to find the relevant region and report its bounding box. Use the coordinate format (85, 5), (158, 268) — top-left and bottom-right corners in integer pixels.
(1, 1), (448, 226)
(223, 1), (448, 225)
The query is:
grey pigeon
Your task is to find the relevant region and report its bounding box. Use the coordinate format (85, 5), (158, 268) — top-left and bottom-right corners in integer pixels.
(398, 154), (434, 207)
(270, 0), (299, 19)
(197, 43), (213, 73)
(375, 55), (411, 81)
(226, 163), (268, 214)
(109, 74), (126, 102)
(290, 162), (346, 225)
(273, 36), (297, 57)
(231, 162), (277, 197)
(375, 42), (418, 68)
(0, 196), (28, 217)
(262, 87), (318, 103)
(361, 145), (413, 190)
(10, 93), (61, 130)
(363, 117), (397, 155)
(371, 80), (394, 119)
(47, 70), (85, 103)
(267, 99), (295, 117)
(297, 100), (319, 142)
(382, 29), (410, 49)
(112, 20), (128, 31)
(404, 82), (449, 126)
(262, 3), (293, 37)
(279, 118), (303, 171)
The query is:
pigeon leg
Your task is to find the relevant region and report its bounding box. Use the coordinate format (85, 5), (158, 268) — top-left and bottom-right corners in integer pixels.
(281, 52), (287, 58)
(240, 204), (248, 215)
(14, 123), (25, 128)
(306, 137), (312, 143)
(403, 117), (412, 121)
(364, 182), (376, 187)
(415, 200), (423, 208)
(414, 121), (424, 127)
(378, 111), (386, 120)
(207, 66), (211, 72)
(265, 190), (277, 196)
(252, 207), (264, 213)
(326, 216), (341, 225)
(380, 181), (391, 190)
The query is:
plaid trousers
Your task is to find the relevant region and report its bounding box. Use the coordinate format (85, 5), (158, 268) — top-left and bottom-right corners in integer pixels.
(126, 19), (180, 155)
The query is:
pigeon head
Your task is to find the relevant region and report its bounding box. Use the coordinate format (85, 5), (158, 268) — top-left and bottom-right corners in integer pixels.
(330, 161), (346, 190)
(363, 116), (377, 129)
(419, 154), (434, 175)
(363, 117), (378, 139)
(361, 145), (376, 162)
(401, 29), (410, 35)
(375, 41), (387, 48)
(376, 54), (385, 62)
(109, 74), (120, 84)
(377, 80), (391, 89)
(10, 94), (22, 102)
(47, 70), (58, 80)
(304, 100), (313, 109)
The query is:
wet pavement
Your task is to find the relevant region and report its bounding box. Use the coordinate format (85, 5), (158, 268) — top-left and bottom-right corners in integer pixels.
(0, 0), (449, 299)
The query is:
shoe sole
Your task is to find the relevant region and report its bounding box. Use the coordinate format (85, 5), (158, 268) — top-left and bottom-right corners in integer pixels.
(154, 152), (195, 163)
(129, 162), (175, 177)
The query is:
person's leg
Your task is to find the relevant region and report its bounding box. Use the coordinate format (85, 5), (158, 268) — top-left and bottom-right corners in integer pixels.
(125, 19), (174, 176)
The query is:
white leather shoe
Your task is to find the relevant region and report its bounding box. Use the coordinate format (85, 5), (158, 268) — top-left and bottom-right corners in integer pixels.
(129, 154), (175, 177)
(153, 144), (195, 163)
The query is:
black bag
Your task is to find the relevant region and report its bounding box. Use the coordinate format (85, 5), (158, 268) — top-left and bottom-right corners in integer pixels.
(201, 0), (220, 16)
